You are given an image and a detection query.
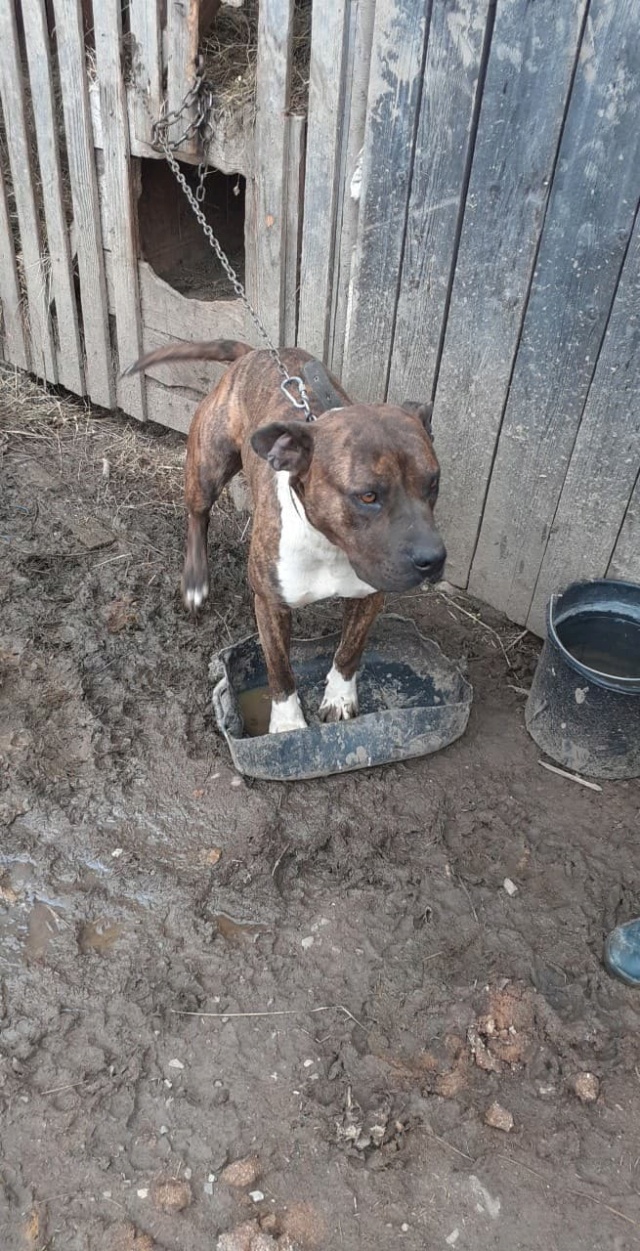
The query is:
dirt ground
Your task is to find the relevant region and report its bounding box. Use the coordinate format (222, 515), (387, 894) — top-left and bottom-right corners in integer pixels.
(1, 367), (640, 1251)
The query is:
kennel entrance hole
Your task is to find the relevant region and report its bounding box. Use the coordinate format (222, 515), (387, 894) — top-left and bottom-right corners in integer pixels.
(138, 159), (246, 302)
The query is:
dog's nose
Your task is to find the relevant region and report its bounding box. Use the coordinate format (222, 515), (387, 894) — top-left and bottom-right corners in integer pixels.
(409, 541), (446, 580)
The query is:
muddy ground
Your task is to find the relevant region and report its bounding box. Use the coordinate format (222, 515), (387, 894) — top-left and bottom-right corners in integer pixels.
(1, 368), (640, 1251)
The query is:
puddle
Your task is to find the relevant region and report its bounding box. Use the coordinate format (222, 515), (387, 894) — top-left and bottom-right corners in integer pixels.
(78, 919), (124, 954)
(0, 896), (63, 967)
(237, 686), (272, 737)
(25, 901), (61, 961)
(213, 912), (267, 942)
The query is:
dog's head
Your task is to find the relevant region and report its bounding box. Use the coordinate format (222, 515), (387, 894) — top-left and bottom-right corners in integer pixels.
(251, 401), (446, 593)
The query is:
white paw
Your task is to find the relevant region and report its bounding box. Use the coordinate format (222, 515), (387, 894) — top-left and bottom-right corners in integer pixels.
(184, 582), (209, 612)
(269, 691), (307, 734)
(318, 665), (358, 723)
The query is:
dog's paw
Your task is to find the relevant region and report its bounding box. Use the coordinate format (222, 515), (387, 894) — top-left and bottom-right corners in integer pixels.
(318, 665), (358, 723)
(183, 579), (209, 613)
(269, 691), (307, 734)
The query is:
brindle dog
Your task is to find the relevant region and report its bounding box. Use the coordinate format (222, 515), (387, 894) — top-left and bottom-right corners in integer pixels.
(128, 341), (445, 732)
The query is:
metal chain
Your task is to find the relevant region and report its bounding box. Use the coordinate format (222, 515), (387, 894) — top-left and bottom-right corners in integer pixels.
(150, 63), (312, 417)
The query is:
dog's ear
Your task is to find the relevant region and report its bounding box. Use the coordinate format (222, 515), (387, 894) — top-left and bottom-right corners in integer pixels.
(401, 400), (433, 437)
(250, 422), (314, 475)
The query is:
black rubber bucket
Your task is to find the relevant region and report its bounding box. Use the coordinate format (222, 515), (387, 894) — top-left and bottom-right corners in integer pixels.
(525, 579), (640, 779)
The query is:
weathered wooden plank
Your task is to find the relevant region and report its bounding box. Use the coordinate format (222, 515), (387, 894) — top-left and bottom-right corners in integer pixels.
(0, 0), (56, 382)
(52, 0), (114, 407)
(0, 158), (28, 369)
(341, 0), (430, 400)
(89, 77), (250, 176)
(128, 0), (163, 148)
(141, 324), (228, 395)
(430, 0), (587, 588)
(329, 0), (376, 376)
(297, 0), (350, 361)
(609, 474), (640, 583)
(136, 260), (245, 344)
(22, 0), (84, 394)
(247, 0), (295, 346)
(470, 0), (640, 622)
(93, 0), (146, 421)
(386, 0), (491, 405)
(165, 0), (199, 156)
(283, 114), (305, 347)
(525, 212), (640, 634)
(145, 375), (203, 434)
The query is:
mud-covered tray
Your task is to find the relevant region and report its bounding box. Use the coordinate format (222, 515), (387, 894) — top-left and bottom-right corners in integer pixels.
(211, 615), (472, 781)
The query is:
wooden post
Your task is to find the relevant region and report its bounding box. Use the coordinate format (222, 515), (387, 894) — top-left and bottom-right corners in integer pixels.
(283, 114), (306, 348)
(93, 0), (146, 419)
(52, 0), (114, 407)
(248, 0), (295, 346)
(165, 0), (199, 158)
(0, 159), (28, 370)
(128, 0), (163, 148)
(470, 0), (640, 621)
(429, 0), (587, 590)
(609, 475), (640, 583)
(296, 0), (350, 361)
(386, 0), (491, 406)
(22, 0), (84, 394)
(526, 211), (640, 634)
(329, 0), (375, 377)
(340, 0), (429, 401)
(0, 0), (57, 382)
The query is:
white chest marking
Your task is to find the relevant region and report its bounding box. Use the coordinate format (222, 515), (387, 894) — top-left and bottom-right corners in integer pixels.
(275, 473), (377, 608)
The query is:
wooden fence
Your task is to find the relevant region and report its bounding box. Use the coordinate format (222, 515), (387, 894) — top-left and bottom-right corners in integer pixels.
(0, 0), (638, 634)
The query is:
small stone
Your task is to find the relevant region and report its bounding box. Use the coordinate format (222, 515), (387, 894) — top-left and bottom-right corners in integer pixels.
(220, 1155), (261, 1188)
(136, 1189), (148, 1199)
(204, 1181), (214, 1196)
(249, 1190), (265, 1203)
(152, 1179), (193, 1213)
(303, 1059), (314, 1068)
(503, 878), (518, 896)
(435, 580), (456, 595)
(183, 1168), (192, 1180)
(301, 936), (314, 949)
(572, 1072), (599, 1103)
(159, 1125), (169, 1135)
(484, 1101), (514, 1132)
(112, 847), (124, 858)
(446, 1230), (460, 1246)
(202, 847), (222, 866)
(231, 777), (242, 788)
(168, 1058), (184, 1069)
(401, 1223), (409, 1232)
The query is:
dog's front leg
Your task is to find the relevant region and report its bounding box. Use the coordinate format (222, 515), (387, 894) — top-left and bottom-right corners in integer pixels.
(254, 593), (307, 733)
(319, 593), (385, 722)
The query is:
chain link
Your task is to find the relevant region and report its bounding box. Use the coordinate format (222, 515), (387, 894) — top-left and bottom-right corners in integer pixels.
(149, 63), (312, 418)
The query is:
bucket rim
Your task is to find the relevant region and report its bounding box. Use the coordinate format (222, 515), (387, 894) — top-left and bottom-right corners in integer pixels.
(547, 578), (640, 694)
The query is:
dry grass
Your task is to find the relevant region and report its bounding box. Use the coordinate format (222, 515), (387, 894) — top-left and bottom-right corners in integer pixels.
(201, 0), (312, 115)
(0, 363), (249, 553)
(0, 363), (184, 508)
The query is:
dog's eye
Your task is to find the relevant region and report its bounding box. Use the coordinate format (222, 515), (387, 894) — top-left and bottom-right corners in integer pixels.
(357, 491), (378, 506)
(425, 476), (440, 502)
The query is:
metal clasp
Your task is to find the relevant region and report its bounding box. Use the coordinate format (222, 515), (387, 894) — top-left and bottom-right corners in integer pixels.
(280, 376), (314, 419)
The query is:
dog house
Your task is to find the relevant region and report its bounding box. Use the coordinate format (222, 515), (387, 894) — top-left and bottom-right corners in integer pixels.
(1, 0), (639, 632)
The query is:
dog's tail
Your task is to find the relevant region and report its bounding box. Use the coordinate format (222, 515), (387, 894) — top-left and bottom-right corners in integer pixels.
(123, 339), (253, 376)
